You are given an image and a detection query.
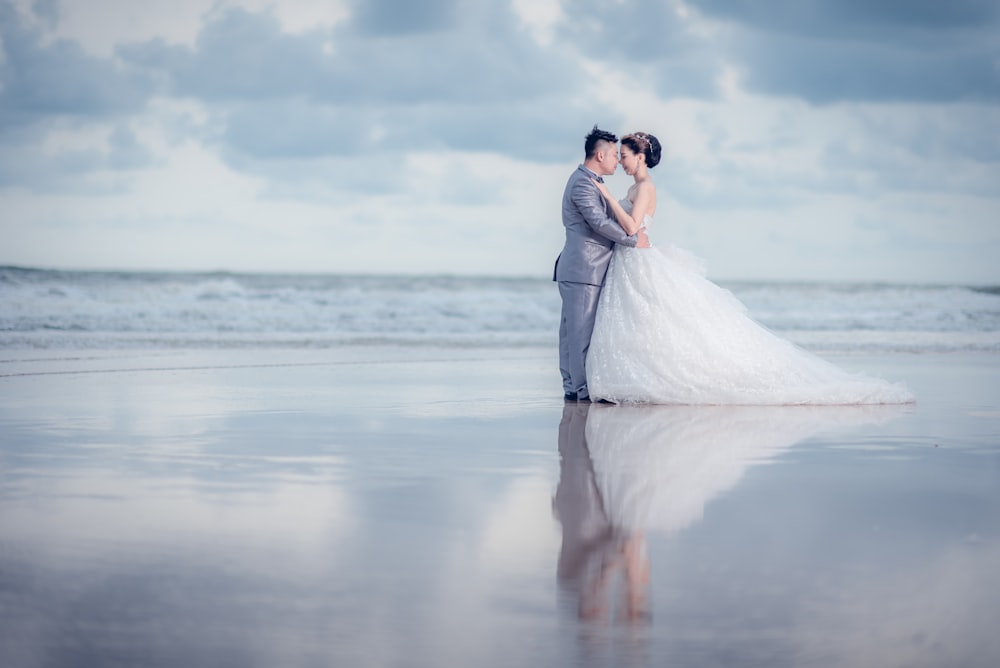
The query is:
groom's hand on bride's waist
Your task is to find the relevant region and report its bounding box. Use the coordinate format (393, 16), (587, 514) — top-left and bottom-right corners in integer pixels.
(637, 229), (650, 248)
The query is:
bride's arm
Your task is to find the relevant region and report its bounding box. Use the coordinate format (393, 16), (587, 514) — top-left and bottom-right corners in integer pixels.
(592, 180), (654, 236)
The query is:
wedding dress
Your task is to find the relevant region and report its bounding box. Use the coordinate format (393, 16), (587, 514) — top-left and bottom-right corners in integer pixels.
(586, 199), (914, 405)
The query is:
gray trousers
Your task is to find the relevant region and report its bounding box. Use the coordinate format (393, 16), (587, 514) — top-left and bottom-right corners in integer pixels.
(558, 281), (602, 399)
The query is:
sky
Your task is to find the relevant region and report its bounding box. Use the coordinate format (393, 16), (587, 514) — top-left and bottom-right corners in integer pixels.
(1, 0), (998, 283)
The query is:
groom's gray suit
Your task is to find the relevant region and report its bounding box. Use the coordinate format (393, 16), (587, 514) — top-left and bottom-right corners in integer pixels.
(554, 165), (638, 400)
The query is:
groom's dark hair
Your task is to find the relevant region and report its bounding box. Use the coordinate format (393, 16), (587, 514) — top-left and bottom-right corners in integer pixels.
(584, 125), (618, 159)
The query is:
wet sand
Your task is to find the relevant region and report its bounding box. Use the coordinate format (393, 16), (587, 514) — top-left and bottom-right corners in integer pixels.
(1, 348), (998, 667)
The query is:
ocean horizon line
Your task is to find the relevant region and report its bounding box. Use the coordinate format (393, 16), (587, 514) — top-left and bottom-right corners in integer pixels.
(2, 264), (997, 291)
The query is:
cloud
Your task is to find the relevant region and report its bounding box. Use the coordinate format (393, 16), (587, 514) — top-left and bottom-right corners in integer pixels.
(120, 10), (329, 102)
(690, 0), (999, 35)
(106, 124), (154, 169)
(557, 0), (723, 98)
(218, 100), (369, 159)
(113, 2), (624, 177)
(560, 0), (701, 60)
(120, 5), (578, 105)
(349, 0), (456, 36)
(30, 0), (58, 27)
(732, 32), (999, 103)
(687, 0), (1000, 103)
(0, 119), (158, 191)
(0, 0), (610, 194)
(0, 3), (154, 129)
(0, 2), (159, 189)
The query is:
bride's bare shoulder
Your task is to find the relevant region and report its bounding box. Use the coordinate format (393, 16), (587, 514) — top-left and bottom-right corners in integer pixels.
(631, 179), (656, 199)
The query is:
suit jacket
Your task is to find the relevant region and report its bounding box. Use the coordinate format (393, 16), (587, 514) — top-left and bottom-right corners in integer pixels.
(553, 165), (637, 286)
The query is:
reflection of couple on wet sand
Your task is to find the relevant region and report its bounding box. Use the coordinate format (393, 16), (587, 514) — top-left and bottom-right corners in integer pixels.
(553, 401), (907, 624)
(553, 402), (650, 623)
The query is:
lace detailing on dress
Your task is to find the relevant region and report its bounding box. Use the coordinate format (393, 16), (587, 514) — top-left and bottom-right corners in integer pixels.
(587, 217), (914, 405)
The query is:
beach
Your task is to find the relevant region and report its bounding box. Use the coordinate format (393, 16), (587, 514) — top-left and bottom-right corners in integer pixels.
(1, 346), (998, 667)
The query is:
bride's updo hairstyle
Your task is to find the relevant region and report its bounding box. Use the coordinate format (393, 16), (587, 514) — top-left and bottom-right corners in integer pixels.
(621, 132), (661, 168)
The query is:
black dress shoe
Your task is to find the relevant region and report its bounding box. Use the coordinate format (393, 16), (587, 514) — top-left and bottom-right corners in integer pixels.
(563, 392), (578, 401)
(594, 398), (614, 405)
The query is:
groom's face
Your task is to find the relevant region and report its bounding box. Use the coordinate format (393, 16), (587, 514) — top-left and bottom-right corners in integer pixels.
(597, 141), (619, 176)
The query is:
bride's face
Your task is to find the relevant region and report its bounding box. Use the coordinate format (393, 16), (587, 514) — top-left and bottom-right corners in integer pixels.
(619, 146), (642, 176)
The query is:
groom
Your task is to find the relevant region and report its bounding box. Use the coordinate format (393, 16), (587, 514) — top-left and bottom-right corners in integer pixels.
(554, 126), (649, 402)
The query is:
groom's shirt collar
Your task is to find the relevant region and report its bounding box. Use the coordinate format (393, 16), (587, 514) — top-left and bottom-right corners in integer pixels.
(578, 164), (603, 183)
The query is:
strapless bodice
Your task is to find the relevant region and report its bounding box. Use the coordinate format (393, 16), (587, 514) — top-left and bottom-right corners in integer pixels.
(619, 197), (653, 229)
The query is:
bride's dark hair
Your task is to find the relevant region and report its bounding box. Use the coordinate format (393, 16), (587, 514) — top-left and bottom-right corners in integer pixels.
(621, 132), (661, 168)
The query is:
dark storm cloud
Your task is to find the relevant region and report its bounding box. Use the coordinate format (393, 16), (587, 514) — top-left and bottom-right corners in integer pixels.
(687, 0), (1000, 102)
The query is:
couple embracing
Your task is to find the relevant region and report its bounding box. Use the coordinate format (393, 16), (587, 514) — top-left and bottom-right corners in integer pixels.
(554, 126), (914, 406)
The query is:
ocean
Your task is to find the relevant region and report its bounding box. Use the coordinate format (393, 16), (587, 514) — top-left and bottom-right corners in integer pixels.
(1, 266), (998, 353)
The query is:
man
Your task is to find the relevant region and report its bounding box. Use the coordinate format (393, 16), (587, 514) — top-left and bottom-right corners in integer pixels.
(554, 126), (649, 402)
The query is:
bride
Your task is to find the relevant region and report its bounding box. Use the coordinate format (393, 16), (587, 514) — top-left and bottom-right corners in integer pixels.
(587, 132), (914, 405)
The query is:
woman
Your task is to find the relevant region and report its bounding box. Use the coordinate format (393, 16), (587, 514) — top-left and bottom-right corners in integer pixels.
(586, 132), (913, 405)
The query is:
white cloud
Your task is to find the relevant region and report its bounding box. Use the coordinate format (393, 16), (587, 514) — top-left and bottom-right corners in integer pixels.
(511, 0), (564, 46)
(32, 0), (351, 56)
(40, 0), (213, 55)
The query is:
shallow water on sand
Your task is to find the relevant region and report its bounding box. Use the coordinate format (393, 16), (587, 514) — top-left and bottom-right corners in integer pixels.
(1, 350), (998, 667)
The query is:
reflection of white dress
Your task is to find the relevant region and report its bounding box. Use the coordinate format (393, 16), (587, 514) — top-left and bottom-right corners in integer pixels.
(586, 198), (914, 405)
(585, 403), (906, 533)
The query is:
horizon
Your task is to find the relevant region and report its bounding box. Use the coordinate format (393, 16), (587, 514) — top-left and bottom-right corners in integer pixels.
(4, 262), (999, 289)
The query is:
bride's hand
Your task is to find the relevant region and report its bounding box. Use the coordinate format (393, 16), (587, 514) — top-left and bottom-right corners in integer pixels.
(591, 178), (611, 200)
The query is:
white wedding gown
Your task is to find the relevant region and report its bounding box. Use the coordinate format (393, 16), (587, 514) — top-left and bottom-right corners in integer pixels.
(586, 199), (914, 405)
